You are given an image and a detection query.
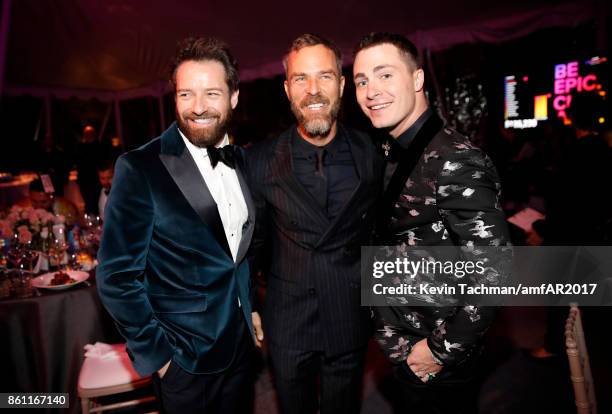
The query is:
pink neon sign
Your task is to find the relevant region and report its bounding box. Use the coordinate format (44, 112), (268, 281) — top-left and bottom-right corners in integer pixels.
(553, 61), (600, 120)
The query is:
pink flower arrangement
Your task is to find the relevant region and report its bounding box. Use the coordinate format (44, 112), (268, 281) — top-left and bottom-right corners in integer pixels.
(0, 206), (64, 249)
(17, 225), (32, 244)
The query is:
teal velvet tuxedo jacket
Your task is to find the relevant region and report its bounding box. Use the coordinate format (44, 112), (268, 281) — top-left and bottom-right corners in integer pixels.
(97, 123), (255, 376)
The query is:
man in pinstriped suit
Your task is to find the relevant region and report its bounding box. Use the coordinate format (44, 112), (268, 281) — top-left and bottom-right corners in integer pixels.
(246, 34), (383, 413)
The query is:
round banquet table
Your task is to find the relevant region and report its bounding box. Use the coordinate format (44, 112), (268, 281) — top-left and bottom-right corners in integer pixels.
(0, 272), (121, 414)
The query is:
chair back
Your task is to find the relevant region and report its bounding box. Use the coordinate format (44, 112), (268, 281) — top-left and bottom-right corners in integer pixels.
(565, 303), (597, 414)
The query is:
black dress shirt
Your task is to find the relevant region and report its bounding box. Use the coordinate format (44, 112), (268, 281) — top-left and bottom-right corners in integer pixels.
(291, 128), (359, 220)
(384, 108), (434, 187)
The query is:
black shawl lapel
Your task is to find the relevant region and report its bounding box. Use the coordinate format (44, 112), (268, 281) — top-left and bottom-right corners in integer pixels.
(234, 150), (255, 264)
(377, 112), (443, 233)
(159, 123), (232, 258)
(316, 125), (370, 247)
(270, 128), (330, 231)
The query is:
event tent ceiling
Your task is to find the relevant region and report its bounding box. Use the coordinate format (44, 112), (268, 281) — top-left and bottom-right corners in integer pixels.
(2, 0), (603, 98)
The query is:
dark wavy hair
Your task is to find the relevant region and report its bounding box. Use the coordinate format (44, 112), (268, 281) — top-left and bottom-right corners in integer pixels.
(170, 37), (239, 93)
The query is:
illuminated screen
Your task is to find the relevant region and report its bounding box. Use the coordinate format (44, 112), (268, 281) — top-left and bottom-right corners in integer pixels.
(504, 56), (608, 129)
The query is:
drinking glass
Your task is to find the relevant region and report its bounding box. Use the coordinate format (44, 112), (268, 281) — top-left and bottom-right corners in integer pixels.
(48, 238), (68, 273)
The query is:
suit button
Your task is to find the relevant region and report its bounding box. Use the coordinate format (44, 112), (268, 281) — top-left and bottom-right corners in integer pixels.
(308, 288), (316, 296)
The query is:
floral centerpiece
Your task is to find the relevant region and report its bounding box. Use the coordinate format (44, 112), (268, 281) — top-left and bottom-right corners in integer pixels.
(0, 205), (66, 251)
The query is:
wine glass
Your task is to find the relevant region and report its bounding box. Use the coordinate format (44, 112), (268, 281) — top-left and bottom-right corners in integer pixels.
(7, 234), (25, 272)
(48, 238), (68, 273)
(8, 236), (35, 298)
(81, 214), (102, 253)
(21, 244), (38, 275)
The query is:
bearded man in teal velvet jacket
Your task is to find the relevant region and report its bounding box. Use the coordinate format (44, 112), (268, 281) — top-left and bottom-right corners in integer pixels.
(97, 37), (262, 414)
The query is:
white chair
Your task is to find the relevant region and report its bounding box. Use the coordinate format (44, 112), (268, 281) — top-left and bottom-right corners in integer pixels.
(78, 343), (157, 414)
(565, 303), (597, 414)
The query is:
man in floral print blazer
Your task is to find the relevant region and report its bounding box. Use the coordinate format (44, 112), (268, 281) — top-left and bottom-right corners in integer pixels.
(353, 33), (511, 414)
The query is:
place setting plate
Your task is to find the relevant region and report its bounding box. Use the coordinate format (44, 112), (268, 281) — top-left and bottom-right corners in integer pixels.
(31, 270), (90, 290)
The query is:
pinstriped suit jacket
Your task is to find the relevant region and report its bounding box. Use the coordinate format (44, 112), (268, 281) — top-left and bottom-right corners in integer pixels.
(246, 124), (384, 355)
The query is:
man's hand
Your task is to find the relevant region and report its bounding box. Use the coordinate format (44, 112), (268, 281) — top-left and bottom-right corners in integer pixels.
(406, 338), (443, 383)
(252, 311), (264, 348)
(158, 360), (171, 379)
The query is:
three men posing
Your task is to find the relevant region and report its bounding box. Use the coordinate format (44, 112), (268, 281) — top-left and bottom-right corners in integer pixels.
(98, 32), (507, 414)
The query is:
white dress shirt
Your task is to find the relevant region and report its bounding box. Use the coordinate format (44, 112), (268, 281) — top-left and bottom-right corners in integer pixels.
(98, 189), (108, 221)
(179, 130), (248, 262)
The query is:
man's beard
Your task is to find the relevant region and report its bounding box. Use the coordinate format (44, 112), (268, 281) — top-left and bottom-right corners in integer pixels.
(176, 107), (232, 148)
(291, 93), (341, 137)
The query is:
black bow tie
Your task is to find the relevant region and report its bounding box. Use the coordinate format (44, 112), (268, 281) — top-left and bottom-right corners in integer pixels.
(207, 145), (236, 169)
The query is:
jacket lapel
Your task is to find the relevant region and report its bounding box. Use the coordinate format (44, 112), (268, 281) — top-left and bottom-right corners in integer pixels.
(316, 125), (370, 247)
(377, 113), (443, 234)
(234, 150), (255, 264)
(158, 123), (232, 259)
(270, 128), (330, 232)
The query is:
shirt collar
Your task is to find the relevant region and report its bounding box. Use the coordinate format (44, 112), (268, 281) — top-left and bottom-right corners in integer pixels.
(291, 126), (345, 155)
(396, 107), (433, 149)
(178, 128), (229, 159)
